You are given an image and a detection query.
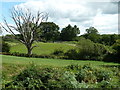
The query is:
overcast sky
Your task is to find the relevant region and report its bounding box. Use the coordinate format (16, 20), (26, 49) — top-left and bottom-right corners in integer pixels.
(0, 0), (119, 35)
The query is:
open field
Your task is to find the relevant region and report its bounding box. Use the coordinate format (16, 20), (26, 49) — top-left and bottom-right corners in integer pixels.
(2, 55), (120, 67)
(9, 42), (75, 55)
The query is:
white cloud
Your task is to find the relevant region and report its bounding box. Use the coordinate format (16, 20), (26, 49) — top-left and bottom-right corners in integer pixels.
(2, 0), (118, 35)
(93, 14), (118, 34)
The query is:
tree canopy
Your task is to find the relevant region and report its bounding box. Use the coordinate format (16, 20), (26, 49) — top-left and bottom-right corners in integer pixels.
(60, 24), (80, 41)
(40, 22), (60, 42)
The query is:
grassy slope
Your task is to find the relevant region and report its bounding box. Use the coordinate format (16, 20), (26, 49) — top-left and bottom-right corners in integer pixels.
(10, 42), (75, 55)
(2, 55), (120, 67)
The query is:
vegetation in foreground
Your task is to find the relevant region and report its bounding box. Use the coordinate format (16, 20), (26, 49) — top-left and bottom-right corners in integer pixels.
(2, 55), (120, 89)
(2, 63), (120, 89)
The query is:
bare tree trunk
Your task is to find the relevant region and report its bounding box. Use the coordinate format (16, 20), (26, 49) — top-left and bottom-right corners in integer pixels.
(26, 44), (37, 56)
(25, 44), (32, 56)
(27, 47), (32, 56)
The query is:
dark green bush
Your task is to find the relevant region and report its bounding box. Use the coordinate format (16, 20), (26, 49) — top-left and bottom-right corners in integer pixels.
(66, 64), (80, 70)
(76, 38), (109, 60)
(64, 49), (79, 60)
(98, 80), (120, 88)
(95, 70), (112, 82)
(0, 41), (10, 53)
(76, 65), (96, 83)
(52, 48), (64, 56)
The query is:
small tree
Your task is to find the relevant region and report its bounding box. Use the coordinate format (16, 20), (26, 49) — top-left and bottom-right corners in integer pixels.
(40, 22), (60, 42)
(83, 27), (100, 43)
(1, 8), (48, 56)
(60, 24), (80, 41)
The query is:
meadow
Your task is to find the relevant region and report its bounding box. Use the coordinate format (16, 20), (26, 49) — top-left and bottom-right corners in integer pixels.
(2, 55), (120, 67)
(9, 42), (75, 55)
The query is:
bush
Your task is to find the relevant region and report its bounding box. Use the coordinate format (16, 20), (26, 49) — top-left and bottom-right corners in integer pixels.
(52, 48), (64, 56)
(76, 65), (96, 83)
(0, 41), (10, 53)
(66, 64), (80, 70)
(64, 49), (79, 60)
(77, 38), (108, 60)
(103, 39), (120, 63)
(64, 38), (109, 60)
(95, 70), (112, 82)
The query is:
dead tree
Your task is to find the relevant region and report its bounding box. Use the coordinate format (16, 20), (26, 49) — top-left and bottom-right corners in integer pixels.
(1, 8), (48, 56)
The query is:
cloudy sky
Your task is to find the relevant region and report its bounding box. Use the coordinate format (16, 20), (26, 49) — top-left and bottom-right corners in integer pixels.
(0, 0), (119, 35)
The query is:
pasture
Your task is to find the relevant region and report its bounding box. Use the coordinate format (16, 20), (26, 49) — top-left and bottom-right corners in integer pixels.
(2, 55), (120, 67)
(9, 42), (75, 55)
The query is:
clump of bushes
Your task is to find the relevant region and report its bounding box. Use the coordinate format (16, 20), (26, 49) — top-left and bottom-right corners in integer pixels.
(64, 38), (109, 61)
(103, 39), (120, 63)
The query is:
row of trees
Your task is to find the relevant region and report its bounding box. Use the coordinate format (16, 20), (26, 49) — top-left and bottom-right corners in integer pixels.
(81, 27), (120, 46)
(2, 22), (80, 42)
(30, 22), (80, 42)
(3, 24), (119, 46)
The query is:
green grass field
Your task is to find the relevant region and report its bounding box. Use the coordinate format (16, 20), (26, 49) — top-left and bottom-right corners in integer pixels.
(9, 42), (75, 55)
(2, 55), (120, 67)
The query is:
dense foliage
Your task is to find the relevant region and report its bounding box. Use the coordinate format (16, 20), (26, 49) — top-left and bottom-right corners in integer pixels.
(3, 64), (120, 89)
(60, 24), (80, 41)
(39, 22), (60, 42)
(0, 41), (10, 53)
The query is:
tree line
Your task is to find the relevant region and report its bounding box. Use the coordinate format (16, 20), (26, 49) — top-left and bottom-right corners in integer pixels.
(2, 22), (120, 46)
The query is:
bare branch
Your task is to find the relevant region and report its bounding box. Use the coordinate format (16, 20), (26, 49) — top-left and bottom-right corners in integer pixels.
(2, 7), (48, 55)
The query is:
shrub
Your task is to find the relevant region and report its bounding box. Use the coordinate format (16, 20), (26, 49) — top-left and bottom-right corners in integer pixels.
(112, 39), (120, 57)
(98, 80), (119, 88)
(94, 69), (113, 82)
(77, 38), (108, 60)
(103, 39), (120, 63)
(64, 49), (79, 60)
(52, 48), (64, 56)
(76, 65), (96, 83)
(66, 64), (80, 70)
(64, 38), (109, 60)
(0, 41), (10, 53)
